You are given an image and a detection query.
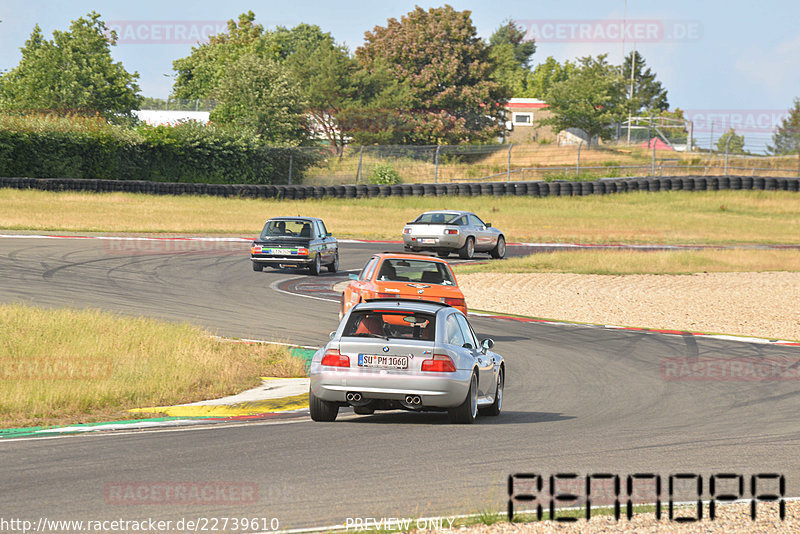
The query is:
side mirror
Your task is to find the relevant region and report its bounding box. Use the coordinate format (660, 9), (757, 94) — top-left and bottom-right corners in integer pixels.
(326, 232), (332, 237)
(349, 273), (358, 280)
(329, 331), (336, 340)
(486, 223), (492, 228)
(481, 338), (495, 352)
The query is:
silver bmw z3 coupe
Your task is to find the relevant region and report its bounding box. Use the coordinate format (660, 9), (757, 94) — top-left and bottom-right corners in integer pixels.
(309, 299), (504, 424)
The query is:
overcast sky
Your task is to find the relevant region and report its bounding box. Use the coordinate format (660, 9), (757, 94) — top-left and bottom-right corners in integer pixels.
(1, 0), (797, 150)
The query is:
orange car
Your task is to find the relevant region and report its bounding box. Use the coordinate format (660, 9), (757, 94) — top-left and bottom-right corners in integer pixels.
(341, 253), (467, 318)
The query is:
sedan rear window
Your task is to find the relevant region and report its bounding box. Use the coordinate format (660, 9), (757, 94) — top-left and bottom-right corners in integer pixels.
(376, 259), (455, 286)
(261, 219), (311, 238)
(343, 310), (436, 341)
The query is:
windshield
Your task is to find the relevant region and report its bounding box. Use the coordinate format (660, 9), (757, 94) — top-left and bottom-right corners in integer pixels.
(343, 310), (436, 341)
(376, 259), (455, 285)
(260, 219), (312, 238)
(412, 212), (460, 224)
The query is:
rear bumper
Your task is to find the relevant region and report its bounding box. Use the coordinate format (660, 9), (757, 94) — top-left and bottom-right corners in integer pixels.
(402, 234), (462, 249)
(251, 254), (312, 266)
(309, 365), (471, 408)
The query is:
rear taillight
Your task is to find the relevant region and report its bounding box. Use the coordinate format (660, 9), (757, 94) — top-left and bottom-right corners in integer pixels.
(321, 349), (349, 367)
(444, 229), (458, 235)
(441, 297), (465, 307)
(403, 227), (412, 234)
(422, 354), (456, 372)
(298, 248), (309, 255)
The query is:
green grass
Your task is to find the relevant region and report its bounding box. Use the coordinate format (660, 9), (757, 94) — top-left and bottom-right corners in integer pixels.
(0, 304), (306, 428)
(454, 248), (800, 276)
(1, 188), (799, 245)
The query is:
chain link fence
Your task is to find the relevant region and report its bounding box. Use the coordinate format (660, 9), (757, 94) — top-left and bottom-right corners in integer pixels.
(295, 142), (799, 185)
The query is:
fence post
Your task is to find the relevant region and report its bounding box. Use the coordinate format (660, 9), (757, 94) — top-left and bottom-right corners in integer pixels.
(288, 153), (293, 185)
(507, 143), (513, 182)
(577, 141), (583, 176)
(724, 135), (731, 176)
(434, 145), (441, 184)
(356, 146), (364, 184)
(651, 140), (656, 177)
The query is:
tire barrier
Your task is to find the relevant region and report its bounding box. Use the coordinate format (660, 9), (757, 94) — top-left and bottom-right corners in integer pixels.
(1, 175), (798, 200)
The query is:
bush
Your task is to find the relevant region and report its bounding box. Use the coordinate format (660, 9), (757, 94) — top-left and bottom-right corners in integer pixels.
(0, 114), (322, 184)
(369, 163), (401, 185)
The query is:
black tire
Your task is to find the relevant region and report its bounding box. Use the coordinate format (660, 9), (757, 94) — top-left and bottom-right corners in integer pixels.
(327, 251), (339, 273)
(309, 390), (339, 422)
(490, 235), (506, 259)
(252, 262), (263, 272)
(309, 253), (322, 276)
(479, 367), (503, 416)
(448, 373), (478, 424)
(437, 250), (450, 258)
(458, 237), (475, 260)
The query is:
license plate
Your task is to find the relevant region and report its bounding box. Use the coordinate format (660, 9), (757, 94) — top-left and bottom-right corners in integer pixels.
(420, 239), (436, 244)
(267, 248), (295, 255)
(358, 354), (409, 369)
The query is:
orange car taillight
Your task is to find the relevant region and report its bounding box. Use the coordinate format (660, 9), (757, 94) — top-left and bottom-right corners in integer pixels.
(441, 297), (465, 307)
(444, 229), (458, 235)
(321, 349), (349, 367)
(422, 354), (456, 372)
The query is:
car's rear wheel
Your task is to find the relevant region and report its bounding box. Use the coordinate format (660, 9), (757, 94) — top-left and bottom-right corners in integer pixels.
(458, 237), (475, 260)
(479, 367), (503, 416)
(490, 235), (506, 259)
(327, 251), (339, 273)
(252, 262), (263, 272)
(309, 390), (339, 421)
(309, 253), (321, 276)
(437, 250), (450, 258)
(448, 373), (478, 424)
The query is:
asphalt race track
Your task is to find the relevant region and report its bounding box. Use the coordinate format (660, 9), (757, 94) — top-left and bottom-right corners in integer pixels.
(1, 236), (800, 529)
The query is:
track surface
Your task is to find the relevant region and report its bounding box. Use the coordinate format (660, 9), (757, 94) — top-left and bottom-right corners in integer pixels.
(1, 237), (800, 529)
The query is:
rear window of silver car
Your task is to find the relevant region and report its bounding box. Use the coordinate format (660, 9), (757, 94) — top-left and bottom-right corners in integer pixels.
(413, 212), (460, 224)
(343, 310), (436, 341)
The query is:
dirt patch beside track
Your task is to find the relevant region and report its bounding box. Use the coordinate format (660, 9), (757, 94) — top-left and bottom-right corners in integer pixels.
(459, 271), (800, 341)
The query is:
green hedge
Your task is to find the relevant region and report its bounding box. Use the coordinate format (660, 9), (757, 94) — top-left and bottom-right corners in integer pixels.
(0, 114), (319, 184)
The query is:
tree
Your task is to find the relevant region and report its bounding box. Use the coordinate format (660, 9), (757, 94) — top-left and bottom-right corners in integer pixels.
(538, 55), (625, 147)
(522, 56), (575, 99)
(769, 97), (800, 174)
(210, 54), (308, 144)
(356, 5), (509, 144)
(0, 12), (140, 117)
(716, 128), (745, 154)
(488, 20), (536, 96)
(621, 51), (668, 115)
(172, 11), (276, 100)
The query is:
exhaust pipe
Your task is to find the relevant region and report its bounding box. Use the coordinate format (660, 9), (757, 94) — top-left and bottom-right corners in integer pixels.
(346, 392), (362, 402)
(404, 395), (421, 405)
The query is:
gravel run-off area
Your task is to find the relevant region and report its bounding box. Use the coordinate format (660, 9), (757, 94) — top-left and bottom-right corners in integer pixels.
(446, 501), (799, 533)
(458, 272), (800, 341)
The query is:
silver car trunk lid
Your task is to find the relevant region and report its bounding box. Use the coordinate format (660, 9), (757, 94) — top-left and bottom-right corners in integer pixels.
(337, 338), (435, 373)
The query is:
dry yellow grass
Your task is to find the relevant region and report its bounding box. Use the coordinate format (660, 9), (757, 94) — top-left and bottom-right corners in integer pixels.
(0, 304), (306, 428)
(1, 188), (799, 245)
(454, 249), (800, 276)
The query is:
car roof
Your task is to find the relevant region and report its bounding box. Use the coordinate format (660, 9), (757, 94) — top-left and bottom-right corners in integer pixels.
(355, 299), (452, 314)
(371, 252), (451, 264)
(266, 216), (324, 223)
(420, 210), (471, 216)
